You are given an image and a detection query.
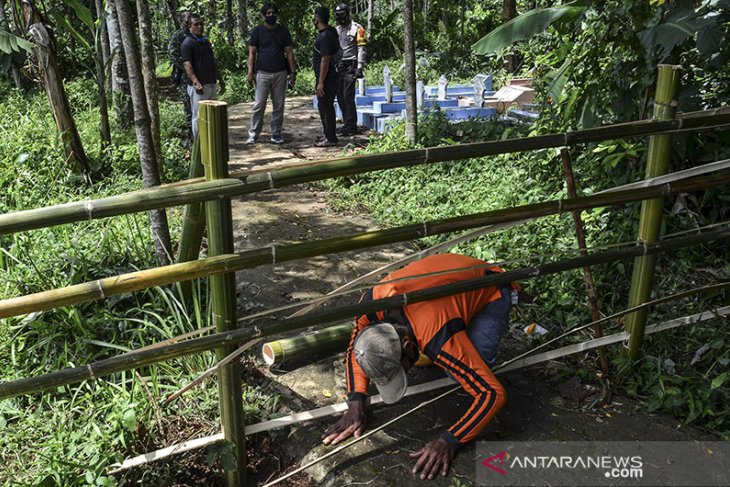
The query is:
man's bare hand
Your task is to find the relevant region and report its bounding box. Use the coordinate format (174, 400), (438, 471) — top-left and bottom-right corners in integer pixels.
(322, 400), (366, 446)
(410, 439), (455, 480)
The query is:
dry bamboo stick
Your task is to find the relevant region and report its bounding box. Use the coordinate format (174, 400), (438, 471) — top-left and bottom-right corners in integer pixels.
(0, 226), (728, 400)
(1, 173), (728, 321)
(109, 304), (730, 474)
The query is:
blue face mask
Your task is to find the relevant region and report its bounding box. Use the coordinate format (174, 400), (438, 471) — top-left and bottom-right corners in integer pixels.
(265, 15), (277, 25)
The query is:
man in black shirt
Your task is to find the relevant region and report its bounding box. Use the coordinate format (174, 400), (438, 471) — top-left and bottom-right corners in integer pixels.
(247, 3), (296, 145)
(180, 14), (226, 137)
(312, 6), (340, 147)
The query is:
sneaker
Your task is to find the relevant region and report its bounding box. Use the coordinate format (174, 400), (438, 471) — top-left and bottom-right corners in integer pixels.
(314, 139), (337, 147)
(246, 135), (257, 144)
(270, 135), (284, 144)
(337, 127), (358, 136)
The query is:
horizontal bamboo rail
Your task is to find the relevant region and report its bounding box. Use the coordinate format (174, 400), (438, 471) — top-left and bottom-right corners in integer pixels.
(1, 173), (728, 320)
(0, 226), (727, 399)
(0, 107), (729, 236)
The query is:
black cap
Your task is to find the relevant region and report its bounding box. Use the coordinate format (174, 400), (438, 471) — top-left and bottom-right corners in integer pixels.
(335, 3), (349, 15)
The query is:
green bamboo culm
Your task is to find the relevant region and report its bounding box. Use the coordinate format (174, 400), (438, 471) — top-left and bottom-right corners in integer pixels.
(0, 107), (729, 237)
(199, 101), (246, 487)
(261, 323), (353, 365)
(624, 65), (682, 361)
(0, 226), (727, 401)
(0, 172), (728, 320)
(176, 135), (206, 301)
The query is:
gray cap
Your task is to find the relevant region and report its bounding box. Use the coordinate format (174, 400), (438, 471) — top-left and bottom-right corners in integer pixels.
(353, 322), (407, 404)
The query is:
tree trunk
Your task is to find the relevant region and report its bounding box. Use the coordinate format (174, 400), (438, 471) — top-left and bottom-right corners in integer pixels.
(208, 0), (217, 28)
(165, 0), (179, 32)
(225, 0), (234, 45)
(0, 0), (23, 89)
(367, 0), (373, 37)
(460, 0), (465, 52)
(21, 0), (90, 179)
(402, 0), (417, 144)
(96, 0), (111, 91)
(136, 0), (162, 165)
(93, 0), (111, 151)
(107, 0), (133, 128)
(502, 0), (518, 73)
(236, 0), (248, 42)
(114, 0), (173, 266)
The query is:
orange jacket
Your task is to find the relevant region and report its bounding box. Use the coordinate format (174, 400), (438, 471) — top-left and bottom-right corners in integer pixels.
(346, 254), (511, 449)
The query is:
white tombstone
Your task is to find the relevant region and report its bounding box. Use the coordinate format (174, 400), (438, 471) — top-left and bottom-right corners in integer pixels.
(358, 78), (366, 96)
(472, 74), (488, 108)
(384, 66), (393, 103)
(416, 80), (424, 110)
(437, 75), (448, 101)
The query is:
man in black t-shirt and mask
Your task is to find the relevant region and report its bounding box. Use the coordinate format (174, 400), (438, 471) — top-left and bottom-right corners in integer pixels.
(247, 3), (296, 145)
(312, 6), (340, 147)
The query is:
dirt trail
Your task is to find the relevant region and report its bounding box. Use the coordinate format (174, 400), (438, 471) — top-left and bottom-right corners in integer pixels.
(224, 97), (721, 487)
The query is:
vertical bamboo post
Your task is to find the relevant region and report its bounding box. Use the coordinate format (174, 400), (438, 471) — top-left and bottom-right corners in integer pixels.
(560, 148), (610, 380)
(176, 135), (206, 301)
(200, 101), (246, 486)
(624, 65), (682, 361)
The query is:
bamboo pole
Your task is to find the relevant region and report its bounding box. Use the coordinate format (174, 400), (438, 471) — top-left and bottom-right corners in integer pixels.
(624, 65), (682, 360)
(199, 101), (246, 487)
(176, 135), (206, 301)
(1, 108), (729, 236)
(0, 226), (728, 400)
(560, 148), (610, 378)
(261, 323), (352, 365)
(0, 173), (729, 320)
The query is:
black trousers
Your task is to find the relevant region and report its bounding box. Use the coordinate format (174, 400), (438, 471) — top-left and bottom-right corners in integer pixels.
(336, 61), (357, 132)
(317, 75), (339, 143)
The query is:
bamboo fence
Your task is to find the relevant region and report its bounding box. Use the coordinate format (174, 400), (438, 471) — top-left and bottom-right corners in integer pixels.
(0, 107), (729, 236)
(0, 225), (728, 400)
(1, 172), (728, 320)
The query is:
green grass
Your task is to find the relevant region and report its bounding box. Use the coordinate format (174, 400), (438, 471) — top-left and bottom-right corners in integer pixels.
(0, 81), (228, 485)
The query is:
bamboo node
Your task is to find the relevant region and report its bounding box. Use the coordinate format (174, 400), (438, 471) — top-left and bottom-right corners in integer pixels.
(402, 293), (408, 305)
(96, 281), (106, 299)
(271, 246), (277, 264)
(424, 148), (430, 163)
(422, 222), (429, 237)
(86, 364), (97, 381)
(83, 200), (95, 221)
(267, 171), (275, 190)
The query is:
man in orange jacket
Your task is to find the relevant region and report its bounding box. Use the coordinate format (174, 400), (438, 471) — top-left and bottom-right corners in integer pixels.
(323, 253), (518, 480)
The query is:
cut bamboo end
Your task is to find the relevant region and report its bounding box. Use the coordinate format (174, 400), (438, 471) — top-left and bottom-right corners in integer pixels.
(262, 342), (282, 366)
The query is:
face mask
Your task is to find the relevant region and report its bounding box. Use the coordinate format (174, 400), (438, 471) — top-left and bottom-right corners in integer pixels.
(265, 15), (277, 25)
(313, 19), (318, 28)
(336, 15), (348, 25)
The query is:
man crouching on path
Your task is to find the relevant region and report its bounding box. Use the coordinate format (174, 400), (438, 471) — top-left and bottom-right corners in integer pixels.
(323, 253), (519, 480)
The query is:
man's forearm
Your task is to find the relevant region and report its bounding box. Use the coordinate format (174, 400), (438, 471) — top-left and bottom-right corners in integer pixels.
(319, 56), (330, 85)
(183, 62), (198, 84)
(286, 48), (296, 74)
